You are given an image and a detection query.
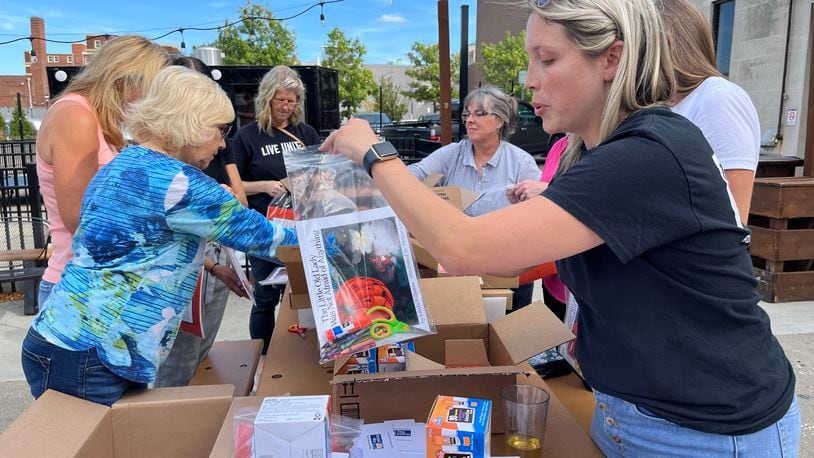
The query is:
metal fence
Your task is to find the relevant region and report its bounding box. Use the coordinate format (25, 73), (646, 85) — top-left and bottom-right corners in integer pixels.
(1, 140), (46, 293)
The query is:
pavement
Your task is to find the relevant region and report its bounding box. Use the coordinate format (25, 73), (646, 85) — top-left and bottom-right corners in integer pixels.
(0, 284), (812, 454)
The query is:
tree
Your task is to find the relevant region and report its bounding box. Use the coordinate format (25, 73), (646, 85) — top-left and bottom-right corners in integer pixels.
(207, 1), (297, 65)
(478, 30), (528, 99)
(322, 27), (375, 119)
(0, 112), (6, 138)
(403, 42), (459, 108)
(374, 76), (408, 122)
(9, 105), (35, 140)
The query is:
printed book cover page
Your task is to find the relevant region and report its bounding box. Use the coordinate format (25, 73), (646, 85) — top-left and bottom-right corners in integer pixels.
(297, 206), (432, 362)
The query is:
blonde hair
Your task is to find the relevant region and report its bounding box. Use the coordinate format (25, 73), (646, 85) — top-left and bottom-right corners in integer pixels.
(126, 66), (235, 151)
(659, 0), (721, 97)
(62, 35), (169, 150)
(527, 0), (675, 172)
(255, 66), (306, 133)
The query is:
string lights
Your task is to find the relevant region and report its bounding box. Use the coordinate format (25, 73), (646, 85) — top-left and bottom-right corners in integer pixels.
(0, 0), (343, 49)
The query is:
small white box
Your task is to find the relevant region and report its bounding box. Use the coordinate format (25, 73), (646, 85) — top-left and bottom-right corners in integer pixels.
(253, 395), (330, 458)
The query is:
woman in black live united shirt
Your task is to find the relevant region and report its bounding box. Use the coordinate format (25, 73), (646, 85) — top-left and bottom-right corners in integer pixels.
(321, 0), (801, 456)
(231, 66), (319, 355)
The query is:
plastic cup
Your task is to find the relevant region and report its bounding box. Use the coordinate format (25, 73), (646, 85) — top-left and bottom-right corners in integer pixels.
(501, 384), (550, 458)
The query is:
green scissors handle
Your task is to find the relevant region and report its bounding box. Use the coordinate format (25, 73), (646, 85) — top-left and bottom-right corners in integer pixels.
(366, 305), (410, 339)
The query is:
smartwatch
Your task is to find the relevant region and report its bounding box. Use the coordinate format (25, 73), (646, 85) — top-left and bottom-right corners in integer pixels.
(362, 141), (399, 177)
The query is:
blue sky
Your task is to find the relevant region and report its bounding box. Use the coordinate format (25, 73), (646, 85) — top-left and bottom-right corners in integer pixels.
(0, 0), (477, 75)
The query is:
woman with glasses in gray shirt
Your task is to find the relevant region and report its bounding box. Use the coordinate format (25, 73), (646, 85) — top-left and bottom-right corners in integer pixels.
(408, 85), (541, 310)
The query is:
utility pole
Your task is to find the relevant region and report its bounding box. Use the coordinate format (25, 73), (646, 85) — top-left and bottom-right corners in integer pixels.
(459, 4), (469, 139)
(438, 0), (452, 145)
(16, 93), (24, 141)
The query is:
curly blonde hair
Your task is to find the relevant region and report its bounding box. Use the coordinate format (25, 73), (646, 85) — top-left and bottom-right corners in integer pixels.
(62, 35), (169, 150)
(255, 66), (306, 133)
(126, 66), (234, 152)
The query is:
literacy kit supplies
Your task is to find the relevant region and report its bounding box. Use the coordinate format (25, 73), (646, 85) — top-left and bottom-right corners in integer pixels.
(253, 395), (330, 458)
(284, 148), (435, 363)
(180, 267), (206, 338)
(223, 247), (255, 305)
(350, 423), (398, 458)
(384, 420), (425, 455)
(376, 342), (414, 372)
(426, 395), (492, 458)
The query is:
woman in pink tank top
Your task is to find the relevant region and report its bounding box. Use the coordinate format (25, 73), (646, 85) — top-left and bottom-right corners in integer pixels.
(34, 36), (168, 314)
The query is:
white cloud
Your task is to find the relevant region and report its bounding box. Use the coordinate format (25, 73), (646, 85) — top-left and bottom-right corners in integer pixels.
(0, 15), (27, 32)
(378, 14), (407, 24)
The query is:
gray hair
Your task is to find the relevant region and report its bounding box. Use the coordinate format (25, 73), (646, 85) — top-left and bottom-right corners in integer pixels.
(463, 85), (518, 139)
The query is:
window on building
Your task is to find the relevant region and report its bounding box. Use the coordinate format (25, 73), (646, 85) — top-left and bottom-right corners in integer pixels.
(66, 56), (73, 64)
(47, 55), (55, 63)
(712, 0), (735, 75)
(94, 40), (102, 49)
(54, 56), (59, 63)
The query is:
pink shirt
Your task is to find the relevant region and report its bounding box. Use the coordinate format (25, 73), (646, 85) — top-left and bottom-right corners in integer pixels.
(37, 93), (117, 283)
(541, 136), (568, 303)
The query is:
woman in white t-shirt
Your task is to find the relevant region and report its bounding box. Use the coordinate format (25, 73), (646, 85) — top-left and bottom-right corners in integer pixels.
(662, 0), (760, 224)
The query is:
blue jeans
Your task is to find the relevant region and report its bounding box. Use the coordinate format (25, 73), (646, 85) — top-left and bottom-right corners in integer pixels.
(37, 279), (56, 314)
(21, 328), (146, 406)
(591, 390), (801, 457)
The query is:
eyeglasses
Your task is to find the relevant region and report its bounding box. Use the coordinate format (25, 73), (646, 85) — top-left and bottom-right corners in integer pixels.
(272, 98), (298, 107)
(537, 0), (550, 7)
(219, 124), (232, 139)
(461, 110), (498, 122)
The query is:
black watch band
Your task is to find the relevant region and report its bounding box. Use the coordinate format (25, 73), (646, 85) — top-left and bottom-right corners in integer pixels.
(363, 142), (399, 177)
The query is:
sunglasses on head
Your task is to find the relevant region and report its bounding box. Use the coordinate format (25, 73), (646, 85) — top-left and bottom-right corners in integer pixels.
(537, 0), (550, 6)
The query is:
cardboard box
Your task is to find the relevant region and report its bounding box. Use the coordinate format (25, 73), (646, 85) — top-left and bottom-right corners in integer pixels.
(421, 173), (482, 213)
(212, 382), (600, 457)
(248, 282), (600, 456)
(334, 349), (378, 375)
(426, 395), (491, 458)
(253, 395), (330, 457)
(410, 238), (520, 289)
(189, 339), (263, 396)
(0, 385), (234, 458)
(331, 277), (575, 434)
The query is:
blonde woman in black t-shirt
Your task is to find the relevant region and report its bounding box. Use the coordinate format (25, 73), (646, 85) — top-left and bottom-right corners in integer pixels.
(321, 0), (801, 455)
(230, 66), (320, 355)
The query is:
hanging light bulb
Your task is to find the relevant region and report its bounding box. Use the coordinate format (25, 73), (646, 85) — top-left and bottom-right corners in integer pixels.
(320, 3), (326, 27)
(29, 37), (37, 64)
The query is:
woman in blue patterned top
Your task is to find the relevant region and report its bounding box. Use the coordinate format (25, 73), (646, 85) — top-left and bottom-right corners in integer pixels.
(21, 66), (298, 405)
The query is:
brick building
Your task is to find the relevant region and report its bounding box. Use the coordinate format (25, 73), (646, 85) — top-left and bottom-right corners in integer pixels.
(0, 16), (178, 117)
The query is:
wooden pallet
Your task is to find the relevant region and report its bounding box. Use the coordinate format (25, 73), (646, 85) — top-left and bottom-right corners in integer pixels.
(748, 177), (814, 302)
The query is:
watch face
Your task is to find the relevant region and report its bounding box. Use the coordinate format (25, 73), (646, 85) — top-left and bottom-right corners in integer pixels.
(372, 142), (399, 159)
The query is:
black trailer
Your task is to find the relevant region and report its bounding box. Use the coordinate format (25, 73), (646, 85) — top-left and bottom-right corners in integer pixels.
(46, 65), (340, 136)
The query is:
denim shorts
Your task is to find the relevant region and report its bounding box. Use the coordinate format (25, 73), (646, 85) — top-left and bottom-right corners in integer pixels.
(21, 328), (145, 406)
(591, 390), (801, 457)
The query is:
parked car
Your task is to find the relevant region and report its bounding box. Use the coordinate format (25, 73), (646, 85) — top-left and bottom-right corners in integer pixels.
(383, 99), (558, 159)
(353, 112), (393, 133)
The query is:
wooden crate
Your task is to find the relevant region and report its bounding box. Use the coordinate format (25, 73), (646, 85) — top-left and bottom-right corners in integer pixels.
(754, 268), (814, 303)
(748, 177), (814, 302)
(750, 177), (814, 219)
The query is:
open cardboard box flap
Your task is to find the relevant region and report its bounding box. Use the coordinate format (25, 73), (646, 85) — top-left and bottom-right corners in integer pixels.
(0, 385), (234, 458)
(0, 390), (114, 457)
(421, 173), (482, 212)
(490, 300), (576, 365)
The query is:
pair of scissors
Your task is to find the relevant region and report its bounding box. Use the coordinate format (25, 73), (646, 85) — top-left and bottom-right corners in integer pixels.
(366, 305), (410, 339)
(288, 324), (308, 339)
